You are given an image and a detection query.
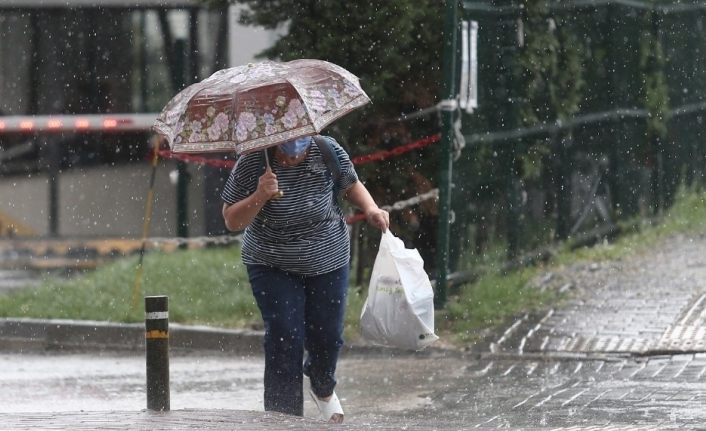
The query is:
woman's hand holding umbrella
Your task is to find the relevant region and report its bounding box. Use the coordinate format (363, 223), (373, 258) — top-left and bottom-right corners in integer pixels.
(221, 164), (281, 231)
(256, 165), (282, 202)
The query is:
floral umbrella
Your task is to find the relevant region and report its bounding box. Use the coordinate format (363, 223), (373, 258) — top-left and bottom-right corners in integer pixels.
(153, 59), (370, 155)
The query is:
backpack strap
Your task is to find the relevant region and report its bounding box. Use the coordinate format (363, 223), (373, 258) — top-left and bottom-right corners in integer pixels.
(312, 135), (342, 185)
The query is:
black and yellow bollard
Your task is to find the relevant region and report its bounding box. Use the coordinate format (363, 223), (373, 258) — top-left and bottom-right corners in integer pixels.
(145, 295), (170, 411)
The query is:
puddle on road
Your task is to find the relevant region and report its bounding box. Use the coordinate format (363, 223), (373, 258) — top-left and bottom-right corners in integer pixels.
(0, 350), (471, 426)
(0, 352), (263, 413)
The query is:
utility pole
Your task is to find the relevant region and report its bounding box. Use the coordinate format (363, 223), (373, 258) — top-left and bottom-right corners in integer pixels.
(174, 38), (190, 239)
(435, 0), (459, 309)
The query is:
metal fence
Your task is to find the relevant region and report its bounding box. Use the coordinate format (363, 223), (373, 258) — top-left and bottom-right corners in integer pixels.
(433, 1), (706, 290)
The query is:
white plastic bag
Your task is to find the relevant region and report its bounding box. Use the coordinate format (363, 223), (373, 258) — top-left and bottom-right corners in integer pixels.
(360, 230), (439, 350)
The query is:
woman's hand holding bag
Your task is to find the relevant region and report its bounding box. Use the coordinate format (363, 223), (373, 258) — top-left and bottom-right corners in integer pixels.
(360, 230), (439, 350)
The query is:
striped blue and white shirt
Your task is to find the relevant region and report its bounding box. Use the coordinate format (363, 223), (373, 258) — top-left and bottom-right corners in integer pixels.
(221, 138), (358, 276)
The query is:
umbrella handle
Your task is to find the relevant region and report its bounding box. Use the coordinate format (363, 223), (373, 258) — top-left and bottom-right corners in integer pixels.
(264, 149), (284, 199)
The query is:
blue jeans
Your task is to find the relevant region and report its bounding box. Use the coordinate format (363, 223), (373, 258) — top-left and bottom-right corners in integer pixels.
(246, 264), (349, 416)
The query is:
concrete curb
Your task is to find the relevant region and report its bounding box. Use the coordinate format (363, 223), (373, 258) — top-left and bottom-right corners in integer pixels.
(0, 318), (264, 355)
(0, 318), (462, 358)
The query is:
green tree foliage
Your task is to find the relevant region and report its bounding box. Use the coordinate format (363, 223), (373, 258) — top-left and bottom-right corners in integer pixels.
(515, 0), (584, 179)
(203, 1), (447, 270)
(207, 1), (444, 145)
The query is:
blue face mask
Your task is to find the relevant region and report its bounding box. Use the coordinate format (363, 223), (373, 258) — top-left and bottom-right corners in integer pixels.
(279, 137), (312, 156)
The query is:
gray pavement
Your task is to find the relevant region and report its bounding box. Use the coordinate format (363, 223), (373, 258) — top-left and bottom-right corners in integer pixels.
(0, 269), (41, 293)
(492, 235), (706, 356)
(3, 233), (706, 429)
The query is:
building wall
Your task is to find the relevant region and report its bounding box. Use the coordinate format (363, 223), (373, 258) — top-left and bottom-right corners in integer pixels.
(0, 12), (31, 115)
(0, 162), (209, 238)
(228, 4), (284, 68)
(0, 5), (278, 239)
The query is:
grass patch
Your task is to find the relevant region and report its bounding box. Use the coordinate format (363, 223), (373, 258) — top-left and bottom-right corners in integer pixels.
(2, 187), (706, 348)
(0, 247), (260, 329)
(0, 244), (368, 341)
(556, 186), (706, 264)
(442, 268), (553, 343)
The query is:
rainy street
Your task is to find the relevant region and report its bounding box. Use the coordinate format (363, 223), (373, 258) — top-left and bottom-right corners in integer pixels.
(4, 0), (706, 430)
(3, 232), (706, 429)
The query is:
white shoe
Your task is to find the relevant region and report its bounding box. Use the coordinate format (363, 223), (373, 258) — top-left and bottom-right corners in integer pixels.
(308, 389), (344, 423)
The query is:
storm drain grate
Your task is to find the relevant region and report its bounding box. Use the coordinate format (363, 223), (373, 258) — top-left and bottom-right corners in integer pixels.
(499, 292), (706, 355)
(655, 293), (706, 352)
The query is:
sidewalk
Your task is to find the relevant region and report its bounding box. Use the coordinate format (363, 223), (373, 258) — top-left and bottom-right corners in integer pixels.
(492, 233), (706, 356)
(2, 233), (706, 429)
(0, 343), (468, 430)
(0, 317), (469, 430)
(0, 317), (264, 354)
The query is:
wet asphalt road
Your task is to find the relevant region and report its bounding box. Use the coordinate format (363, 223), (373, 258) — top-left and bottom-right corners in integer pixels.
(0, 352), (263, 413)
(0, 349), (472, 429)
(2, 349), (705, 430)
(4, 233), (706, 429)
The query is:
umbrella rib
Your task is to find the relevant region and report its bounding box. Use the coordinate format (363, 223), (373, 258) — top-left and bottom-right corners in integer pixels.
(282, 76), (321, 133)
(236, 77), (288, 92)
(282, 73), (369, 132)
(226, 77), (291, 144)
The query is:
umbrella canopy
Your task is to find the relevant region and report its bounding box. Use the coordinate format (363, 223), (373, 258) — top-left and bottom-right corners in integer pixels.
(153, 59), (370, 154)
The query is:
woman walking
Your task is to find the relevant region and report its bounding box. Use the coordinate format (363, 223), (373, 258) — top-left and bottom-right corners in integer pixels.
(221, 134), (388, 423)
